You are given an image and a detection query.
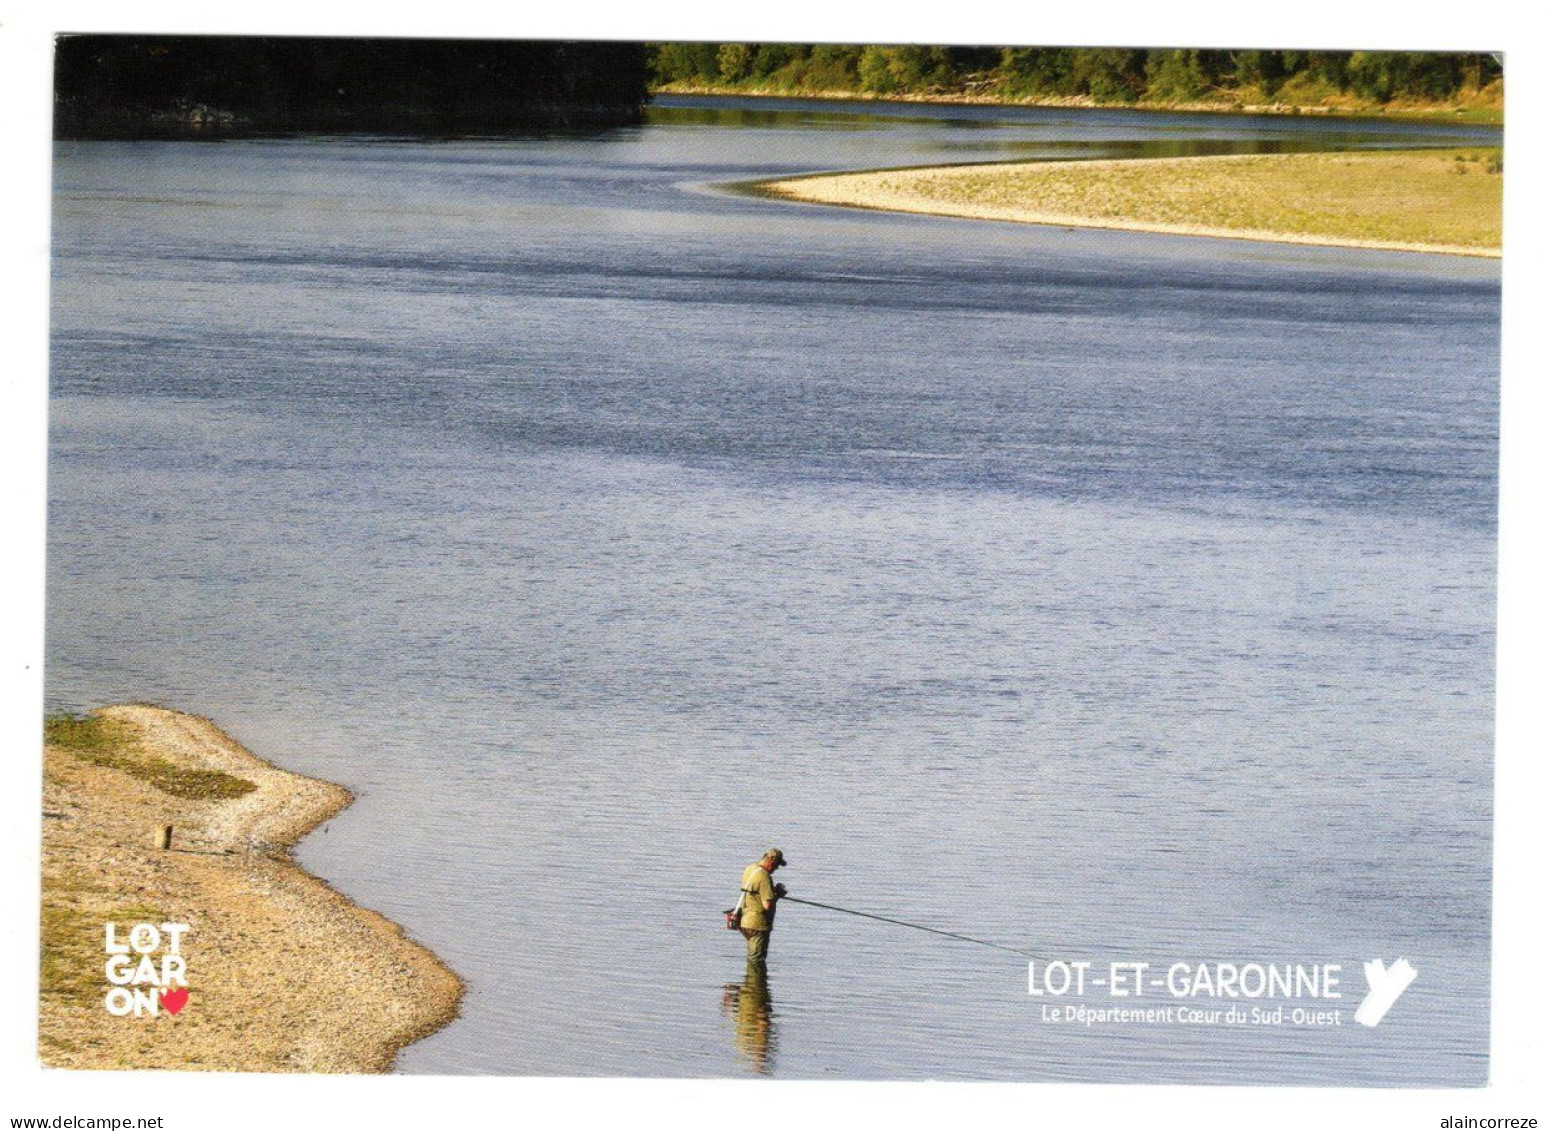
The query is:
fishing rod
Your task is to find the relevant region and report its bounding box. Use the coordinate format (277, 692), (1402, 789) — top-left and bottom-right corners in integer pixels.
(780, 894), (1036, 959)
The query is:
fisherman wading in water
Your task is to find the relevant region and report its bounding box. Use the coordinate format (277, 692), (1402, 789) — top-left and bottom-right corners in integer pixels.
(738, 848), (787, 963)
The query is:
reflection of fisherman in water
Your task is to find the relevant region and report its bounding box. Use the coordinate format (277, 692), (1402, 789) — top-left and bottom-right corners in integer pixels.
(720, 960), (777, 1074)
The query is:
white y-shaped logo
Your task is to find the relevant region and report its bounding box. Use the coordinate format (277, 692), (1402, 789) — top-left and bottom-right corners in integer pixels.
(1354, 958), (1417, 1027)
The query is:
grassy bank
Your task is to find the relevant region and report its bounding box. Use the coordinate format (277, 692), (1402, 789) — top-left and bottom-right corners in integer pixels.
(655, 83), (1504, 124)
(758, 148), (1503, 257)
(40, 705), (463, 1071)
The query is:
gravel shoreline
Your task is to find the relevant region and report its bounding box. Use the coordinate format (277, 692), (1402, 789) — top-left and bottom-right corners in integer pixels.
(40, 704), (463, 1072)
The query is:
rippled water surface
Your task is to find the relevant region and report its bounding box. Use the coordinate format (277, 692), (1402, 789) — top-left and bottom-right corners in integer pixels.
(48, 96), (1499, 1083)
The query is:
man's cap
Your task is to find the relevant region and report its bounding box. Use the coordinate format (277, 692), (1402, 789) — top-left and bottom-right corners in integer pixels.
(764, 847), (787, 864)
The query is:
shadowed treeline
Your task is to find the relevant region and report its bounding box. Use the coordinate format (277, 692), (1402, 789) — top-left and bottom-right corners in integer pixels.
(53, 35), (652, 137)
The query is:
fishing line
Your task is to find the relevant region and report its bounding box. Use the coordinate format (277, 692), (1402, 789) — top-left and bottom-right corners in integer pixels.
(780, 895), (1037, 959)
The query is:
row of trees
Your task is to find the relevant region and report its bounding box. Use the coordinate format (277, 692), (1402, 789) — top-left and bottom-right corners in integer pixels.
(55, 36), (654, 137)
(649, 45), (1503, 108)
(52, 39), (1500, 137)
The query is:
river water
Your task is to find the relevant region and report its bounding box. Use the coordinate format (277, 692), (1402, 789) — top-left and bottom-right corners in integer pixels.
(48, 95), (1499, 1083)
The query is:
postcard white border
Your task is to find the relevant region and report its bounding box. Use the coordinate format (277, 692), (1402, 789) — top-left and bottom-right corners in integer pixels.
(3, 3), (1542, 1127)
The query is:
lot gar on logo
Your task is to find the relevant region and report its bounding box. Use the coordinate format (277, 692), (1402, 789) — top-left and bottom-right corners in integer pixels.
(102, 921), (190, 1017)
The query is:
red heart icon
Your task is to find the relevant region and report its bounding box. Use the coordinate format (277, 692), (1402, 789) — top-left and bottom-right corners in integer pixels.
(161, 988), (189, 1015)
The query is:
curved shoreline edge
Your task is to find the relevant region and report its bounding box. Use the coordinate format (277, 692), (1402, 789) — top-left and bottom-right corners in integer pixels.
(750, 151), (1502, 259)
(40, 704), (463, 1072)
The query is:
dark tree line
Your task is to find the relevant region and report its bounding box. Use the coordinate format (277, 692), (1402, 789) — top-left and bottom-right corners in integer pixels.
(54, 36), (653, 137)
(649, 44), (1502, 107)
(51, 38), (1500, 138)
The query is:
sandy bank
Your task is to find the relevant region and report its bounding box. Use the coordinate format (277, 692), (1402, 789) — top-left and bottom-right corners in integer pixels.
(757, 149), (1502, 258)
(40, 704), (463, 1072)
